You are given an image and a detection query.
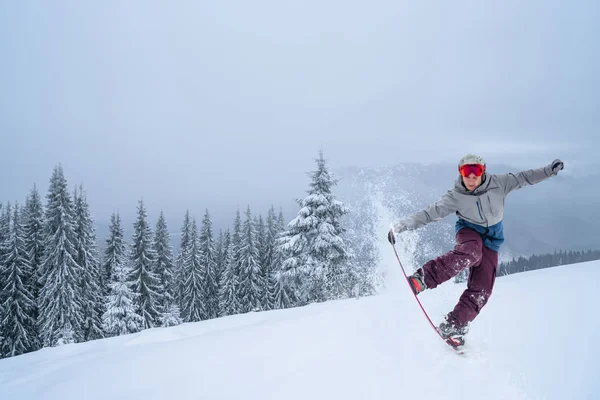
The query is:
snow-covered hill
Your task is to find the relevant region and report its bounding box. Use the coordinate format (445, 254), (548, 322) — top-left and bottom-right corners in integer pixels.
(1, 258), (598, 399)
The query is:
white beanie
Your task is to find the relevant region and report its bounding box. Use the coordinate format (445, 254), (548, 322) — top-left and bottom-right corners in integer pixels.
(458, 154), (486, 167)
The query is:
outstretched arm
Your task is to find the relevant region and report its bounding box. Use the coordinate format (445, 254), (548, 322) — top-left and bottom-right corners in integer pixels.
(496, 159), (564, 195)
(393, 191), (458, 234)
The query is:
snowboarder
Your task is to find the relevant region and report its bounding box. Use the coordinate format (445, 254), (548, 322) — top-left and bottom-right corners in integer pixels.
(388, 154), (564, 345)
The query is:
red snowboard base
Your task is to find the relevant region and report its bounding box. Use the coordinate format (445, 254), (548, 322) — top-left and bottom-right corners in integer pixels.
(390, 230), (466, 355)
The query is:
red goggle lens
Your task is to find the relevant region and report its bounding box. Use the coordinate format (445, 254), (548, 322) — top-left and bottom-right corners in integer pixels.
(459, 164), (485, 177)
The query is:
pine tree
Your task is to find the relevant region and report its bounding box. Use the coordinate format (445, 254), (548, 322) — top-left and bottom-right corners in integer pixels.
(254, 214), (268, 310)
(263, 207), (279, 310)
(273, 210), (295, 309)
(160, 303), (183, 328)
(0, 203), (10, 340)
(0, 203), (11, 287)
(219, 211), (243, 316)
(129, 199), (160, 329)
(218, 236), (240, 316)
(343, 196), (376, 297)
(175, 211), (192, 309)
(279, 151), (350, 304)
(0, 202), (5, 240)
(199, 210), (219, 319)
(181, 219), (207, 322)
(215, 230), (224, 278)
(22, 185), (45, 339)
(0, 203), (5, 352)
(38, 165), (83, 346)
(102, 212), (141, 336)
(232, 211), (242, 303)
(0, 205), (37, 357)
(102, 261), (143, 337)
(73, 186), (104, 341)
(103, 213), (127, 297)
(238, 207), (263, 313)
(214, 230), (227, 304)
(153, 211), (182, 327)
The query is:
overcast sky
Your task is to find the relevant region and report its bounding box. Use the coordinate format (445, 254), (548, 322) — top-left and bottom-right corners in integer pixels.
(1, 1), (598, 228)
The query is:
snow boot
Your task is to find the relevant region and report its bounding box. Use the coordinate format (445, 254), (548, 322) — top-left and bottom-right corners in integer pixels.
(438, 317), (468, 347)
(407, 270), (426, 295)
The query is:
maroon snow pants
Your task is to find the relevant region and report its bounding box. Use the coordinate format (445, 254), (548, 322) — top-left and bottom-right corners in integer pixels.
(417, 227), (498, 328)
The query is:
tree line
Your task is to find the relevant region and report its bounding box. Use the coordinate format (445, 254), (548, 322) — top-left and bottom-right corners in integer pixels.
(498, 249), (600, 276)
(0, 151), (374, 360)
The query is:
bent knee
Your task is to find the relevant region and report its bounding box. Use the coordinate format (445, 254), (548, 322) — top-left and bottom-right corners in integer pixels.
(455, 241), (483, 266)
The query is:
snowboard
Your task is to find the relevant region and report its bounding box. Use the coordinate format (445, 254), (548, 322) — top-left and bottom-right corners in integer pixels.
(390, 230), (466, 355)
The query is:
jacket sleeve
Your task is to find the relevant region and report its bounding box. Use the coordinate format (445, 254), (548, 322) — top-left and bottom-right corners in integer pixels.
(496, 163), (557, 195)
(395, 191), (458, 232)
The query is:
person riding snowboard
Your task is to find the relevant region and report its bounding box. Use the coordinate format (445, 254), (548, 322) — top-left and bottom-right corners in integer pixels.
(388, 154), (564, 347)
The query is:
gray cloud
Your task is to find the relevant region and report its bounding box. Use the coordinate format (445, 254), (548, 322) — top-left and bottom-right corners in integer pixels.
(0, 1), (598, 230)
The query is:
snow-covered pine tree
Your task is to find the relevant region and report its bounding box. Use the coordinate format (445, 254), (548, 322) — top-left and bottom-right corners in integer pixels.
(0, 203), (11, 282)
(219, 230), (229, 285)
(219, 211), (242, 316)
(22, 185), (45, 342)
(129, 199), (161, 329)
(273, 209), (295, 309)
(278, 151), (350, 305)
(175, 210), (192, 310)
(218, 233), (240, 316)
(152, 212), (170, 311)
(0, 204), (36, 357)
(254, 214), (269, 310)
(215, 230), (224, 277)
(103, 213), (127, 297)
(224, 230), (231, 266)
(102, 259), (143, 337)
(238, 207), (263, 313)
(232, 210), (242, 304)
(0, 202), (8, 242)
(38, 165), (83, 346)
(342, 195), (377, 298)
(73, 186), (104, 341)
(199, 210), (219, 319)
(153, 211), (182, 327)
(0, 203), (5, 353)
(0, 202), (5, 242)
(0, 203), (10, 319)
(181, 219), (207, 322)
(262, 207), (279, 310)
(102, 213), (142, 336)
(214, 229), (227, 303)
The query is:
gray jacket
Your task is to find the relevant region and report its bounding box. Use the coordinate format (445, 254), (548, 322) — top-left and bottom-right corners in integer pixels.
(394, 161), (562, 237)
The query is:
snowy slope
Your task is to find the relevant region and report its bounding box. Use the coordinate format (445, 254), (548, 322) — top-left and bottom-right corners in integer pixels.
(1, 260), (599, 400)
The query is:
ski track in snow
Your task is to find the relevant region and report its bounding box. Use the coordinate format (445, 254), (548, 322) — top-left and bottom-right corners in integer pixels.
(1, 261), (599, 399)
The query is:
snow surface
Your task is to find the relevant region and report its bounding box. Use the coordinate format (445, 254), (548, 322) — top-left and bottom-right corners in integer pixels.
(1, 259), (599, 399)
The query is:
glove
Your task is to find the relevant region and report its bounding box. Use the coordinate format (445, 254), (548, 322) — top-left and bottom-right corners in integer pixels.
(387, 229), (396, 245)
(388, 222), (408, 245)
(393, 222), (408, 234)
(551, 159), (564, 174)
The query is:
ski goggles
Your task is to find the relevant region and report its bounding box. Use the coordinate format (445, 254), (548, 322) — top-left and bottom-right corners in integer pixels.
(459, 164), (486, 177)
